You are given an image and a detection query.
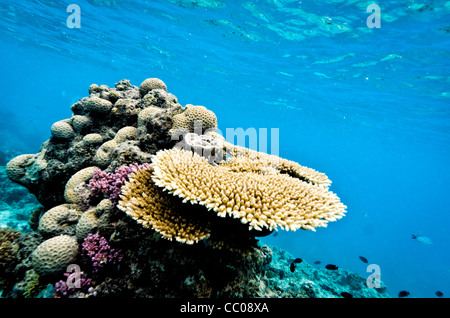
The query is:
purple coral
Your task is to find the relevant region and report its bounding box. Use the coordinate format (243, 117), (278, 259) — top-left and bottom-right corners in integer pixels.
(88, 163), (150, 204)
(54, 271), (92, 298)
(81, 233), (123, 274)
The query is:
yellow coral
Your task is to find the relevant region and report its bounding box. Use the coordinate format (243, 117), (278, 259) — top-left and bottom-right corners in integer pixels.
(223, 142), (331, 189)
(151, 148), (346, 232)
(114, 126), (136, 143)
(118, 165), (212, 244)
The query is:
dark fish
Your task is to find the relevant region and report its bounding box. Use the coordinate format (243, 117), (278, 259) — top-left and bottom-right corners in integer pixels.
(293, 258), (303, 264)
(340, 292), (353, 298)
(272, 232), (278, 237)
(359, 256), (368, 263)
(435, 291), (443, 297)
(398, 290), (410, 298)
(325, 264), (339, 270)
(290, 262), (296, 273)
(313, 261), (321, 265)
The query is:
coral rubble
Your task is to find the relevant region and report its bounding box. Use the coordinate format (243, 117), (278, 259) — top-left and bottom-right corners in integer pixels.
(0, 77), (385, 298)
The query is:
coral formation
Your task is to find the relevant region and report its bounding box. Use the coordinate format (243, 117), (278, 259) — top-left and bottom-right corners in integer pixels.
(37, 204), (81, 238)
(169, 105), (218, 138)
(50, 120), (75, 140)
(64, 167), (99, 204)
(88, 163), (150, 204)
(1, 77), (366, 299)
(31, 235), (79, 277)
(139, 78), (167, 96)
(75, 209), (100, 241)
(151, 148), (346, 232)
(81, 233), (122, 274)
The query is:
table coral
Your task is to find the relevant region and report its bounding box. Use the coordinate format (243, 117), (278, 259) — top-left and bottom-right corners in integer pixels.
(151, 148), (346, 232)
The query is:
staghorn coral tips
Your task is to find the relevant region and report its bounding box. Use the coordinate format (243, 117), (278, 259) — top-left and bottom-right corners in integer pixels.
(150, 148), (347, 233)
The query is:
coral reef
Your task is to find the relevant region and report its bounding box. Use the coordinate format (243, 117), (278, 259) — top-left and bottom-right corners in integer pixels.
(0, 77), (384, 299)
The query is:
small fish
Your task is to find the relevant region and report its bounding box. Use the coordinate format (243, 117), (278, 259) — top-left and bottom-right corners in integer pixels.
(435, 291), (443, 297)
(290, 262), (296, 273)
(411, 234), (433, 245)
(293, 258), (303, 264)
(359, 256), (368, 263)
(398, 290), (410, 298)
(272, 232), (278, 237)
(313, 261), (321, 265)
(325, 264), (339, 270)
(340, 292), (353, 298)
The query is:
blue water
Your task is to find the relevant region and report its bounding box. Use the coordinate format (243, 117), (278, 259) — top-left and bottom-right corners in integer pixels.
(1, 0), (449, 298)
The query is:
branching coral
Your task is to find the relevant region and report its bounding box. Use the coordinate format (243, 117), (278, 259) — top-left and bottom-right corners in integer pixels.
(81, 233), (122, 274)
(54, 271), (93, 298)
(88, 163), (150, 204)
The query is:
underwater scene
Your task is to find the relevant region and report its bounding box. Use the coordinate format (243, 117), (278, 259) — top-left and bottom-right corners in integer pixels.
(0, 0), (449, 304)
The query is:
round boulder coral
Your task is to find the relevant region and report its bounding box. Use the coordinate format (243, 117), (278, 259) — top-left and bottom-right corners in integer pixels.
(85, 96), (113, 114)
(76, 209), (100, 241)
(31, 235), (79, 276)
(50, 121), (75, 140)
(38, 204), (82, 238)
(72, 115), (91, 133)
(6, 154), (35, 186)
(64, 166), (99, 203)
(169, 105), (218, 138)
(139, 78), (167, 96)
(83, 133), (103, 145)
(94, 140), (118, 167)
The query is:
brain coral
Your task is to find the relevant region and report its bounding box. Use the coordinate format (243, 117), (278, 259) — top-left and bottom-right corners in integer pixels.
(50, 120), (75, 140)
(118, 164), (212, 244)
(83, 133), (103, 145)
(76, 209), (100, 241)
(114, 126), (136, 144)
(5, 154), (35, 186)
(85, 96), (113, 114)
(139, 78), (168, 97)
(38, 204), (82, 238)
(64, 166), (99, 203)
(31, 235), (79, 276)
(151, 148), (346, 232)
(71, 115), (91, 133)
(169, 105), (218, 138)
(94, 140), (118, 168)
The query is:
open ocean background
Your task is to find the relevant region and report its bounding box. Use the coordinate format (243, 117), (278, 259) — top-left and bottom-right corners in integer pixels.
(1, 0), (449, 298)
